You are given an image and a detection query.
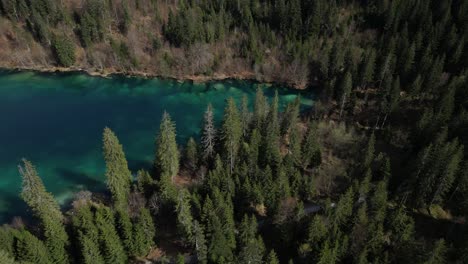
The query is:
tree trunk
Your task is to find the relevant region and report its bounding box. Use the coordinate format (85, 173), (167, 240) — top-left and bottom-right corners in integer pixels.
(339, 95), (346, 118)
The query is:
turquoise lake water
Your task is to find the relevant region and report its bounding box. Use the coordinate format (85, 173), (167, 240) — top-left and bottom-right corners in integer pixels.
(0, 70), (313, 222)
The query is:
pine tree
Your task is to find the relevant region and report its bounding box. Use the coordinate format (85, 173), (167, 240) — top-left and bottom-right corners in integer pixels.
(176, 189), (194, 240)
(15, 229), (50, 264)
(360, 48), (376, 90)
(115, 209), (133, 254)
(18, 159), (69, 264)
(94, 206), (127, 264)
(302, 121), (321, 169)
(72, 203), (103, 263)
(425, 239), (447, 264)
(192, 220), (208, 264)
(78, 231), (105, 264)
(263, 90), (281, 167)
(132, 208), (155, 256)
(241, 94), (251, 136)
(253, 88), (268, 130)
(103, 127), (132, 209)
(363, 133), (375, 171)
(266, 249), (280, 264)
(339, 71), (352, 118)
(222, 98), (242, 174)
(0, 250), (16, 264)
(136, 169), (153, 195)
(202, 104), (217, 161)
(155, 112), (179, 200)
(185, 137), (198, 171)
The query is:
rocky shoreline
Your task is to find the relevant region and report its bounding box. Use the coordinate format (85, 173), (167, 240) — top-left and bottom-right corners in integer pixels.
(0, 64), (308, 90)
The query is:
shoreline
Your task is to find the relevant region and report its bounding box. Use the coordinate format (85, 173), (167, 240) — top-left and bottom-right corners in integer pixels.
(0, 65), (308, 90)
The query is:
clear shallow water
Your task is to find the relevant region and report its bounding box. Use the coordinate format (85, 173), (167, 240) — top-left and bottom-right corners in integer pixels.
(0, 70), (313, 222)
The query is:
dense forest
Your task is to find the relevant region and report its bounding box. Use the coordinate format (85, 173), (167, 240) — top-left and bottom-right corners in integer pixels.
(1, 0), (468, 263)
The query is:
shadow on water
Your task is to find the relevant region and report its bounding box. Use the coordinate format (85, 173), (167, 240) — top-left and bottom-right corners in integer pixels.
(128, 159), (153, 175)
(54, 168), (105, 193)
(0, 193), (30, 224)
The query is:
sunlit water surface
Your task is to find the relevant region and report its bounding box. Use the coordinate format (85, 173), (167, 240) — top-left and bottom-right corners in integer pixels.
(0, 70), (313, 222)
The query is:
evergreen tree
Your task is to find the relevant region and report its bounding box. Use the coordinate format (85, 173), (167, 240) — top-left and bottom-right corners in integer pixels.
(15, 229), (50, 264)
(363, 133), (375, 171)
(103, 127), (132, 209)
(18, 159), (69, 264)
(263, 90), (281, 167)
(425, 239), (447, 264)
(184, 137), (198, 171)
(241, 94), (251, 137)
(136, 169), (153, 195)
(115, 209), (133, 254)
(202, 104), (217, 161)
(266, 249), (280, 264)
(95, 206), (127, 264)
(0, 250), (16, 264)
(222, 98), (242, 174)
(78, 230), (105, 264)
(253, 88), (268, 130)
(155, 111), (179, 179)
(132, 208), (155, 256)
(302, 121), (321, 169)
(339, 71), (353, 118)
(176, 189), (194, 240)
(192, 220), (208, 264)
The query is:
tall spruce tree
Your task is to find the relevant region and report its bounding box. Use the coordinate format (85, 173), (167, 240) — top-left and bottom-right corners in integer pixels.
(202, 104), (217, 161)
(18, 159), (69, 264)
(103, 127), (132, 209)
(263, 90), (281, 167)
(222, 98), (242, 174)
(339, 71), (353, 118)
(155, 112), (179, 200)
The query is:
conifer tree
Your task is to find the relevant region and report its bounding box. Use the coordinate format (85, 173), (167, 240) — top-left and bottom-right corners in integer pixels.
(222, 97), (242, 174)
(18, 159), (69, 264)
(184, 137), (198, 172)
(192, 220), (208, 264)
(253, 88), (268, 130)
(241, 94), (251, 136)
(266, 250), (280, 264)
(136, 169), (153, 195)
(0, 250), (16, 264)
(302, 121), (321, 169)
(155, 111), (179, 180)
(115, 209), (133, 254)
(264, 90), (281, 167)
(202, 104), (217, 161)
(176, 189), (194, 240)
(15, 229), (50, 264)
(339, 71), (352, 118)
(425, 239), (447, 264)
(94, 206), (127, 264)
(363, 133), (375, 171)
(78, 230), (105, 264)
(132, 208), (155, 256)
(103, 127), (132, 209)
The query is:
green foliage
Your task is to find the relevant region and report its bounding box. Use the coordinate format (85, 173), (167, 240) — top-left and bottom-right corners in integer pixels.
(95, 206), (127, 264)
(18, 159), (69, 264)
(0, 250), (16, 264)
(52, 34), (75, 67)
(132, 208), (155, 256)
(222, 98), (242, 174)
(103, 127), (132, 209)
(15, 229), (50, 264)
(302, 121), (321, 169)
(155, 112), (179, 178)
(184, 137), (198, 171)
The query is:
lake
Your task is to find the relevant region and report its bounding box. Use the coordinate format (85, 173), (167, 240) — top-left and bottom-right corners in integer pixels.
(0, 70), (313, 222)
